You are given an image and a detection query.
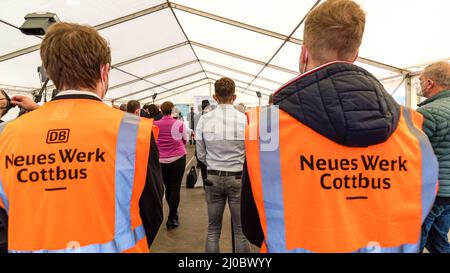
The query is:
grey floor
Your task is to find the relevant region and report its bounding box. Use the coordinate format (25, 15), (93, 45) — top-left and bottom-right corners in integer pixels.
(151, 145), (259, 253)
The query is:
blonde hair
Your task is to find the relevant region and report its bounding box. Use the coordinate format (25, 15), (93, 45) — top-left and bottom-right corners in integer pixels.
(304, 0), (366, 64)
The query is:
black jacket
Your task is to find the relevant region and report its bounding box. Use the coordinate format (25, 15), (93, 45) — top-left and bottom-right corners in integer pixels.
(241, 63), (401, 246)
(0, 94), (164, 251)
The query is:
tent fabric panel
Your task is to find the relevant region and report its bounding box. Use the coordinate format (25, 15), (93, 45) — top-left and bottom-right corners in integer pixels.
(118, 45), (197, 78)
(173, 0), (319, 36)
(0, 51), (42, 88)
(105, 80), (155, 100)
(99, 9), (187, 64)
(0, 0), (166, 28)
(174, 9), (285, 62)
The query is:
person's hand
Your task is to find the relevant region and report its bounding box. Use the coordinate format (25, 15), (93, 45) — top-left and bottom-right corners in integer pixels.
(11, 95), (40, 111)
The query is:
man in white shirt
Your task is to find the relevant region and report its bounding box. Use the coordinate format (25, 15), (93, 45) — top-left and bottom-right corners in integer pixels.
(196, 77), (250, 253)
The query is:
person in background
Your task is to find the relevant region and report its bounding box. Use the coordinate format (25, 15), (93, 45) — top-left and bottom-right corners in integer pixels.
(241, 0), (438, 253)
(112, 105), (120, 110)
(201, 100), (212, 114)
(235, 103), (246, 114)
(127, 100), (141, 116)
(0, 92), (41, 253)
(0, 89), (11, 252)
(268, 93), (274, 105)
(195, 100), (212, 185)
(146, 104), (163, 121)
(0, 90), (13, 123)
(189, 107), (196, 145)
(140, 105), (151, 119)
(172, 107), (184, 121)
(417, 61), (450, 253)
(196, 77), (250, 253)
(154, 101), (189, 230)
(119, 103), (127, 111)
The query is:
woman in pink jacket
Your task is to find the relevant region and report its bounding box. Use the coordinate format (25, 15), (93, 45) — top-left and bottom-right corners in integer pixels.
(154, 101), (189, 230)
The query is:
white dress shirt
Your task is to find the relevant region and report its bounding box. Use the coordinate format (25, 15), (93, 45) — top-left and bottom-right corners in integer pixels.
(196, 104), (247, 172)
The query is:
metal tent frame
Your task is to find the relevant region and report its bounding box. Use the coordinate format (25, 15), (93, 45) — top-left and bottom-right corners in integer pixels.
(0, 1), (448, 107)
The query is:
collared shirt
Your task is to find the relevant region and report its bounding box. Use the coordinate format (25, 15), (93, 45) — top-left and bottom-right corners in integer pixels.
(196, 104), (246, 172)
(56, 90), (102, 100)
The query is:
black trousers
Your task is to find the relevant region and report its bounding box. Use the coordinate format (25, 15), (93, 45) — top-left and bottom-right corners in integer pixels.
(160, 155), (186, 220)
(0, 208), (7, 253)
(198, 160), (207, 182)
(195, 149), (207, 183)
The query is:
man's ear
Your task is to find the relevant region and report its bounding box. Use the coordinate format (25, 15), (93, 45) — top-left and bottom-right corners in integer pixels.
(212, 94), (218, 103)
(300, 46), (306, 71)
(231, 94), (237, 103)
(351, 50), (359, 63)
(300, 45), (308, 73)
(101, 63), (110, 82)
(428, 79), (435, 89)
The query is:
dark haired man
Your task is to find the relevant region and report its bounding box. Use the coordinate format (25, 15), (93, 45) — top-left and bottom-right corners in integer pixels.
(196, 77), (250, 253)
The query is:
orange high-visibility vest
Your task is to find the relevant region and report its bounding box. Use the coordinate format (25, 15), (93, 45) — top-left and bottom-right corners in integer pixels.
(245, 106), (438, 253)
(0, 98), (154, 253)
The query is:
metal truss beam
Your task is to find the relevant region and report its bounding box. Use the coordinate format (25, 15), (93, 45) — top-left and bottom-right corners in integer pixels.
(152, 81), (267, 103)
(167, 1), (209, 82)
(171, 2), (408, 75)
(109, 60), (199, 91)
(170, 2), (302, 44)
(152, 82), (210, 102)
(137, 77), (208, 102)
(0, 2), (170, 63)
(206, 70), (274, 93)
(200, 59), (284, 85)
(112, 70), (204, 101)
(113, 41), (189, 67)
(191, 41), (298, 75)
(245, 0), (322, 90)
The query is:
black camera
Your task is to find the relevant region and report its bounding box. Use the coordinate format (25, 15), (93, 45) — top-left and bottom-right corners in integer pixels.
(19, 12), (59, 36)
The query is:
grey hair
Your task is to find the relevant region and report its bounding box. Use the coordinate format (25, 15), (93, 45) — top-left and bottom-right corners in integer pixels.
(423, 62), (450, 89)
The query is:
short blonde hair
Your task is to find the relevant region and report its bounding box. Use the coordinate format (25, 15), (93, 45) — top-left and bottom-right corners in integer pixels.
(304, 0), (366, 64)
(422, 62), (450, 89)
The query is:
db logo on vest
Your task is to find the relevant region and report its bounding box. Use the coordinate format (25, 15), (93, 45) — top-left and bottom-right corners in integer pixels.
(46, 129), (70, 144)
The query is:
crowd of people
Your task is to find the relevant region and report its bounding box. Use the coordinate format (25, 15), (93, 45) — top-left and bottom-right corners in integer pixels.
(0, 0), (449, 253)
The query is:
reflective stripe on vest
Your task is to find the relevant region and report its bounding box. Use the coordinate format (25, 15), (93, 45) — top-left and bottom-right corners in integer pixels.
(0, 121), (9, 212)
(257, 106), (437, 253)
(0, 121), (8, 135)
(0, 174), (8, 213)
(8, 113), (145, 253)
(402, 107), (438, 223)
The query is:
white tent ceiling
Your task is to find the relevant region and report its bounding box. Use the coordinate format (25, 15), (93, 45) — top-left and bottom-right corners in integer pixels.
(0, 0), (449, 106)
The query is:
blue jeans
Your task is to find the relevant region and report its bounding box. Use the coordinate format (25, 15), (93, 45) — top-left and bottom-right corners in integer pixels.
(420, 202), (450, 253)
(205, 175), (250, 253)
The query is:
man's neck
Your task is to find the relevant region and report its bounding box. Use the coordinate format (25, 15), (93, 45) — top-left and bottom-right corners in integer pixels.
(60, 87), (103, 98)
(426, 87), (447, 99)
(57, 90), (102, 100)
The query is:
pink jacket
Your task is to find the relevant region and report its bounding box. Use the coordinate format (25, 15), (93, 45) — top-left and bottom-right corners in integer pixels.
(153, 115), (188, 158)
